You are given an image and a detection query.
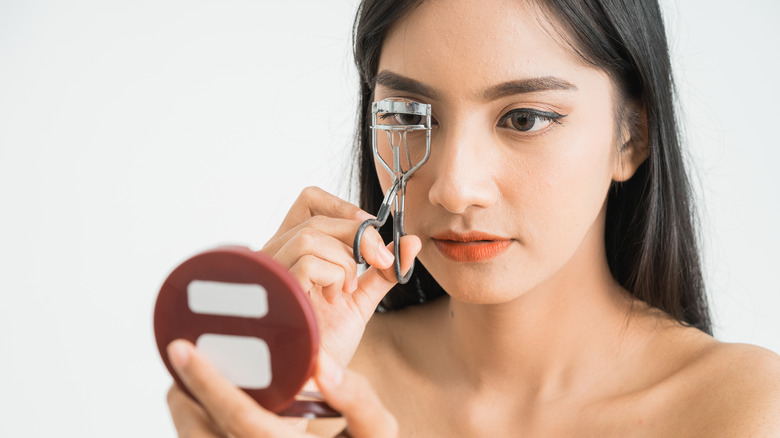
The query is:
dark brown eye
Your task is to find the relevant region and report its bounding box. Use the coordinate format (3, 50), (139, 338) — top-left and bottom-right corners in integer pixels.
(499, 108), (564, 133)
(393, 113), (423, 126)
(510, 113), (536, 131)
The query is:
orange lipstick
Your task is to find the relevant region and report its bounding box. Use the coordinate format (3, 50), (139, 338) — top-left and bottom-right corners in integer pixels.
(432, 231), (512, 262)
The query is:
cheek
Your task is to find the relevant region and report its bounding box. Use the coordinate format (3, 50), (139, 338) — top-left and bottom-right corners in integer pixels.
(374, 156), (394, 194)
(506, 122), (615, 261)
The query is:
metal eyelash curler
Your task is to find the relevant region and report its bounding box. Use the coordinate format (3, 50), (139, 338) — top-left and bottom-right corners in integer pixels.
(353, 97), (433, 284)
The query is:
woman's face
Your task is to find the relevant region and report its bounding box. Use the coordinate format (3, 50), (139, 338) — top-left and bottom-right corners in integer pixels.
(373, 0), (639, 303)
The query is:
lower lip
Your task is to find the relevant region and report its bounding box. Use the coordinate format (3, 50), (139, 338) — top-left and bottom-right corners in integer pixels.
(433, 239), (512, 262)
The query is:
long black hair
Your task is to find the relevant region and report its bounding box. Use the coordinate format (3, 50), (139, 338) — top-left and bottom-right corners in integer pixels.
(352, 0), (712, 335)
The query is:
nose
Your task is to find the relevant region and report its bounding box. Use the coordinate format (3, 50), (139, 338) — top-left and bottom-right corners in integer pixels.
(426, 121), (499, 214)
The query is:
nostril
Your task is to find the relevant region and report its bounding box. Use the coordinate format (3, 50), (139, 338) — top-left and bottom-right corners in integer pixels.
(427, 163), (499, 214)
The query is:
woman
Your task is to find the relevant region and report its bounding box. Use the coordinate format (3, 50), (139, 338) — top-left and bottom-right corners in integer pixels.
(166, 0), (780, 436)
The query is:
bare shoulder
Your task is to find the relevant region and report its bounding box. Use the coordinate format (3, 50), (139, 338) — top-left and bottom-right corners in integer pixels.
(681, 339), (780, 436)
(616, 313), (780, 436)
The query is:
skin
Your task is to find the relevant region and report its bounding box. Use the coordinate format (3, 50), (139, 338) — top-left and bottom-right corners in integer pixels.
(167, 0), (780, 436)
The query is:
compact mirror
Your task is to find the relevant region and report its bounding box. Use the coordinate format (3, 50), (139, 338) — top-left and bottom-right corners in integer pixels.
(154, 246), (339, 418)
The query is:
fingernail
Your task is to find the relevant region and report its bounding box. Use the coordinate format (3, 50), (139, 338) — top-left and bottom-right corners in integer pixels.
(318, 352), (344, 389)
(379, 246), (394, 266)
(357, 210), (374, 222)
(350, 276), (358, 292)
(168, 340), (191, 370)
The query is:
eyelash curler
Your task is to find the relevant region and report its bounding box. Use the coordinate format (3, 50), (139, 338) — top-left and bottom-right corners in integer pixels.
(353, 97), (433, 284)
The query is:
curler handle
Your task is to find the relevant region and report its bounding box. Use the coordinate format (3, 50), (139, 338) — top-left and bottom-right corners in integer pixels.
(393, 210), (414, 284)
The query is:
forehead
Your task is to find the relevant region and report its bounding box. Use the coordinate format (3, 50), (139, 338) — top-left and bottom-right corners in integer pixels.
(378, 0), (595, 99)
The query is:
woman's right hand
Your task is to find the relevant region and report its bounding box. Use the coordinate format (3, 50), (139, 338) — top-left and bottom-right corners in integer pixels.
(259, 186), (421, 366)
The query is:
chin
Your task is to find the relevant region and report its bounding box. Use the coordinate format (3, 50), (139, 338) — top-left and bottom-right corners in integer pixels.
(419, 232), (589, 307)
(421, 254), (537, 305)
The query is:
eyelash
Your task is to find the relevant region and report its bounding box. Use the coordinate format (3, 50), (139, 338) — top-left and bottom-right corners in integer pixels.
(377, 113), (425, 125)
(497, 108), (566, 134)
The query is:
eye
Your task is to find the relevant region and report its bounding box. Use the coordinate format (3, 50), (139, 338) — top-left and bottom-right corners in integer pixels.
(379, 113), (423, 126)
(499, 109), (565, 133)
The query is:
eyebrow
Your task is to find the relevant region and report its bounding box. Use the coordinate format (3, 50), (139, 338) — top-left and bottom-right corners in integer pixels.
(375, 70), (577, 101)
(376, 70), (440, 100)
(483, 76), (577, 100)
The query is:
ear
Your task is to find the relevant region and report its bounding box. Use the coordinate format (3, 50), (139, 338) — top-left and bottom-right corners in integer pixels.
(612, 102), (649, 182)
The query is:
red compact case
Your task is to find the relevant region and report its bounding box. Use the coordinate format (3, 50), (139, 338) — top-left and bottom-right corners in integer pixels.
(154, 246), (339, 417)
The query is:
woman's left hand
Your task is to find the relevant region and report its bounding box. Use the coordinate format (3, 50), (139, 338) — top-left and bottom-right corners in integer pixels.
(166, 339), (398, 438)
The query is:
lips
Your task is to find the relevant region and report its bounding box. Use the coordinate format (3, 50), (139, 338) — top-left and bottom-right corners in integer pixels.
(431, 231), (513, 262)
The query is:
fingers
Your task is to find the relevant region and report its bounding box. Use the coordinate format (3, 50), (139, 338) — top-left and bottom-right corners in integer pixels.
(262, 187), (392, 273)
(265, 216), (394, 297)
(279, 234), (358, 297)
(261, 186), (422, 306)
(351, 235), (422, 322)
(265, 216), (392, 272)
(272, 187), (373, 241)
(289, 255), (352, 303)
(315, 352), (398, 438)
(167, 340), (308, 438)
(377, 234), (422, 284)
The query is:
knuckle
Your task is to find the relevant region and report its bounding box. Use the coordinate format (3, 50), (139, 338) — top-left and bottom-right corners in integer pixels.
(295, 227), (320, 248)
(307, 214), (329, 229)
(300, 185), (321, 201)
(290, 267), (315, 293)
(336, 249), (354, 268)
(297, 254), (319, 272)
(333, 197), (353, 215)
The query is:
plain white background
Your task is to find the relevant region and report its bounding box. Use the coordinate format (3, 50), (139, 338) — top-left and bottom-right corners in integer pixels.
(0, 1), (778, 436)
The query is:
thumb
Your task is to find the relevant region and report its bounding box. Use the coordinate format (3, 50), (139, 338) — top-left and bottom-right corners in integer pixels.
(315, 352), (398, 438)
(352, 234), (421, 321)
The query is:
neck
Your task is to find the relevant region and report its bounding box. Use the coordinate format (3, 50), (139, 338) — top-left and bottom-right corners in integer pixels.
(440, 206), (646, 403)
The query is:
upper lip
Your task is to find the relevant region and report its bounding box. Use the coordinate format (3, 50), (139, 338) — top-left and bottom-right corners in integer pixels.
(431, 231), (511, 242)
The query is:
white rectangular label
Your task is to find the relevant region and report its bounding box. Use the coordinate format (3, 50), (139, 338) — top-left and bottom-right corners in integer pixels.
(187, 280), (268, 318)
(196, 334), (272, 389)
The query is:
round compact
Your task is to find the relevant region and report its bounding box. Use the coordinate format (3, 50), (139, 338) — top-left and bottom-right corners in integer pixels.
(154, 246), (338, 417)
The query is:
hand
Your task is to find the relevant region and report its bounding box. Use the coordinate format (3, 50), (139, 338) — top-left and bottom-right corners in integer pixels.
(260, 186), (421, 365)
(166, 340), (398, 438)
